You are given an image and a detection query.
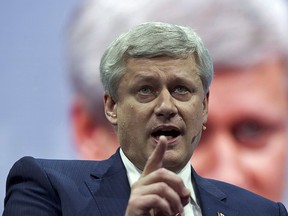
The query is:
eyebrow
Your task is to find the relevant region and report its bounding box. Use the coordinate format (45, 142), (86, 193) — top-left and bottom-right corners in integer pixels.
(132, 71), (159, 82)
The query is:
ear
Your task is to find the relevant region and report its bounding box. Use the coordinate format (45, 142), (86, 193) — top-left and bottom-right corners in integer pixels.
(104, 93), (118, 126)
(202, 91), (209, 124)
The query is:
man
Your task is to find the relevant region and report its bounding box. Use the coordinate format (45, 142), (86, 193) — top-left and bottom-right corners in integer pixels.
(67, 0), (288, 202)
(3, 22), (287, 215)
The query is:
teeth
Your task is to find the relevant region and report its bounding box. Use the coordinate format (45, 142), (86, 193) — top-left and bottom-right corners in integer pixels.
(152, 129), (180, 139)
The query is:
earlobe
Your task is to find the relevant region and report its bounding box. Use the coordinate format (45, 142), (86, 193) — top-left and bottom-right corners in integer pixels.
(104, 93), (118, 125)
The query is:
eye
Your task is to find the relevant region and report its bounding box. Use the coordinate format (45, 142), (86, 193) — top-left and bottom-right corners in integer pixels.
(138, 86), (153, 95)
(174, 86), (189, 94)
(171, 85), (192, 101)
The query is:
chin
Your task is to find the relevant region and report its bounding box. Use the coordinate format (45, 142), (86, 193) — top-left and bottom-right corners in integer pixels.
(163, 153), (187, 170)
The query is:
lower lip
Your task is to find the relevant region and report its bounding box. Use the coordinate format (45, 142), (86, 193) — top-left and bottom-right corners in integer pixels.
(152, 136), (179, 145)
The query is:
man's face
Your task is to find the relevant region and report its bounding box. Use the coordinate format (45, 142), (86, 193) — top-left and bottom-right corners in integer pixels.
(192, 57), (288, 201)
(107, 55), (208, 172)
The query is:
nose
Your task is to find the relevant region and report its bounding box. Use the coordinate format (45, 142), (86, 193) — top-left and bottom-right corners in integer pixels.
(154, 89), (177, 120)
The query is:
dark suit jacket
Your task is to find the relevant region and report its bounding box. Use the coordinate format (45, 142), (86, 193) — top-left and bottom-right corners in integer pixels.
(3, 149), (288, 216)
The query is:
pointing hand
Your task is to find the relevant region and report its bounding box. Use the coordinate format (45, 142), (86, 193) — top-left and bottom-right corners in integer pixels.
(125, 136), (190, 216)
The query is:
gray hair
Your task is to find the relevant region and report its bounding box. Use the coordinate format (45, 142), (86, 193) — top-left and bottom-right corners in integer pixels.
(99, 22), (213, 100)
(66, 0), (288, 118)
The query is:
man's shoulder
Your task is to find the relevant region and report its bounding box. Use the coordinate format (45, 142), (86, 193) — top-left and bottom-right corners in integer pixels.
(206, 178), (268, 200)
(202, 178), (288, 215)
(13, 156), (100, 173)
(3, 155), (121, 215)
(6, 156), (109, 186)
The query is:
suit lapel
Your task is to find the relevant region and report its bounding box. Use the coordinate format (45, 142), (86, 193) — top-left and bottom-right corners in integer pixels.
(84, 153), (240, 215)
(85, 149), (130, 215)
(192, 168), (239, 216)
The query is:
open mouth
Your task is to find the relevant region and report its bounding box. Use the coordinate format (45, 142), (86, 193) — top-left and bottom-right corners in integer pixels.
(151, 126), (181, 141)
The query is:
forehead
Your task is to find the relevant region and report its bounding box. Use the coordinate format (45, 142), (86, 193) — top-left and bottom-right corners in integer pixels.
(123, 55), (200, 81)
(209, 59), (287, 123)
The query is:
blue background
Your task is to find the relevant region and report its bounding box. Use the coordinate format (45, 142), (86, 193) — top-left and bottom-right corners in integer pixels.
(0, 0), (79, 211)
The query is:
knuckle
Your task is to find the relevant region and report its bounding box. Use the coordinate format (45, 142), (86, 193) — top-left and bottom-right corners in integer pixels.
(158, 182), (168, 191)
(175, 177), (183, 185)
(127, 197), (138, 208)
(157, 168), (168, 177)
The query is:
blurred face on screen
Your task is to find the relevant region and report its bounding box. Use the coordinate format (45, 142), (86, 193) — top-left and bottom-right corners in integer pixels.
(192, 57), (288, 201)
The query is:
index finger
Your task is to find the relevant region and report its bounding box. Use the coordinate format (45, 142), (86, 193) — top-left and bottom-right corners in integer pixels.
(142, 135), (168, 176)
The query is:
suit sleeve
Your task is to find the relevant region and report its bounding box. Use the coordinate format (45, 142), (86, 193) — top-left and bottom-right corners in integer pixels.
(2, 157), (61, 216)
(278, 202), (288, 216)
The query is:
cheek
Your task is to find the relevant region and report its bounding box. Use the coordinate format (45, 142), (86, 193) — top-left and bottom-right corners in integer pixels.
(117, 103), (147, 140)
(183, 103), (204, 127)
(117, 113), (139, 156)
(116, 103), (134, 137)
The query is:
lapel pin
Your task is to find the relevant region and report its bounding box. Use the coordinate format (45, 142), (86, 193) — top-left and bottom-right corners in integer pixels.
(217, 212), (225, 216)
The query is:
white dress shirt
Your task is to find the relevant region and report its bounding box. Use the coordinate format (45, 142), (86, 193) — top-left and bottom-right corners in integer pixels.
(120, 148), (202, 216)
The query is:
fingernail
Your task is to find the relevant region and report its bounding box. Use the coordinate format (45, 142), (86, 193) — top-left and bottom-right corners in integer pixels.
(177, 205), (183, 215)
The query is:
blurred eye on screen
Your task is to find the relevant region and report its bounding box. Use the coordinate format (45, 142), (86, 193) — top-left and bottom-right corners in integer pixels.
(232, 120), (275, 149)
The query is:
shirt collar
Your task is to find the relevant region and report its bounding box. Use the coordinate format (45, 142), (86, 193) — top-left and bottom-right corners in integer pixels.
(119, 148), (199, 205)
